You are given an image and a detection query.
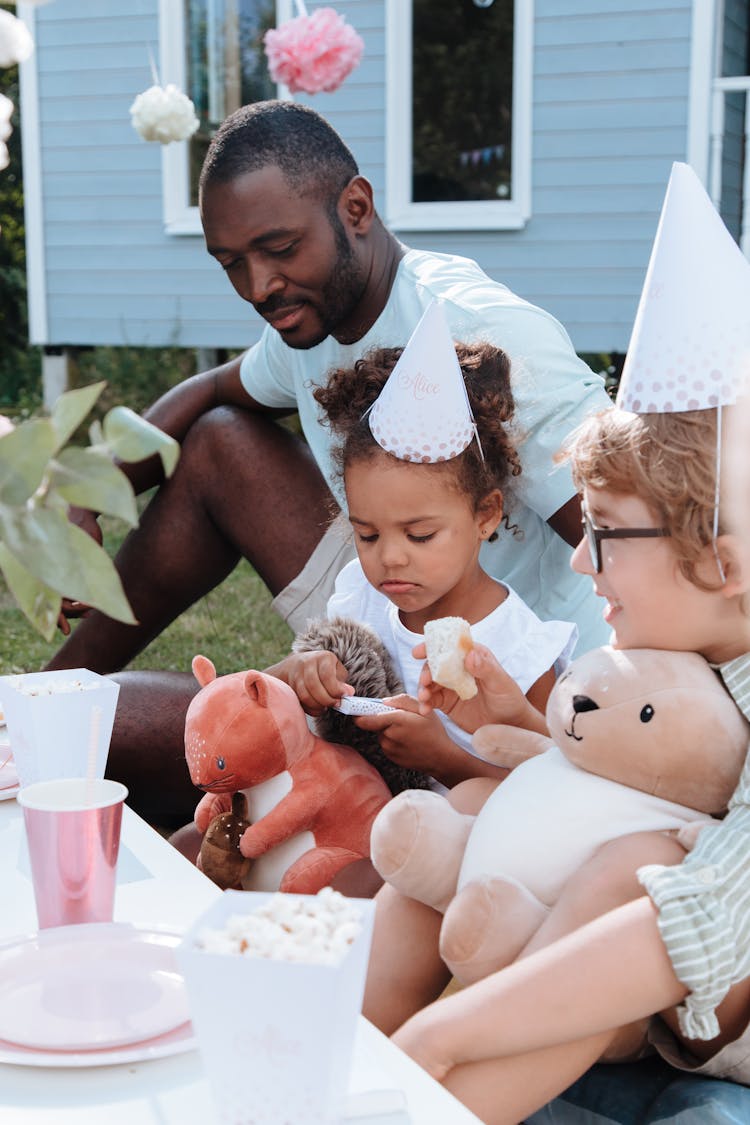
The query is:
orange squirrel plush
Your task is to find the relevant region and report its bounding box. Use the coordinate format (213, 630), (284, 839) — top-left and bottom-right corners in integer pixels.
(186, 657), (391, 894)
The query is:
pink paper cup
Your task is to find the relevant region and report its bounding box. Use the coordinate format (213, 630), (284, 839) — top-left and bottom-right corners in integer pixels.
(17, 778), (128, 930)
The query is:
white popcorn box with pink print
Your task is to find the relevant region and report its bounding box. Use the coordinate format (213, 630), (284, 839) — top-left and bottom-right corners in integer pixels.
(368, 299), (477, 462)
(177, 889), (376, 1125)
(0, 668), (120, 788)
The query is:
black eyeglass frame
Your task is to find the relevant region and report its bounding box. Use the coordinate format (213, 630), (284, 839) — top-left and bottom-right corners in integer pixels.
(582, 505), (671, 574)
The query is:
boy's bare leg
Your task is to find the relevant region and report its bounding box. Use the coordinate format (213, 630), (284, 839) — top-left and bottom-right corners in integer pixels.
(394, 897), (686, 1120)
(394, 833), (690, 1122)
(363, 884), (451, 1034)
(445, 1034), (615, 1125)
(364, 776), (500, 1034)
(522, 830), (688, 957)
(47, 407), (336, 675)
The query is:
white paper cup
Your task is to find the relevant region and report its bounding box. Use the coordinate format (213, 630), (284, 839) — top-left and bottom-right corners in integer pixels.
(0, 668), (119, 788)
(177, 890), (375, 1125)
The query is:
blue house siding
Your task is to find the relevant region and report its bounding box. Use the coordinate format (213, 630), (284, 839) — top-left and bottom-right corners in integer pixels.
(402, 0), (694, 353)
(30, 0), (698, 355)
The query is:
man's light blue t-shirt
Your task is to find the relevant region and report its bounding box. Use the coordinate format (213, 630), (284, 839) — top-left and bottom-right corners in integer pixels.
(240, 248), (612, 655)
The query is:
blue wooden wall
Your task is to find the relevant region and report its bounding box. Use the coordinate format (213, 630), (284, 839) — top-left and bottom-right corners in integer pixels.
(30, 0), (697, 354)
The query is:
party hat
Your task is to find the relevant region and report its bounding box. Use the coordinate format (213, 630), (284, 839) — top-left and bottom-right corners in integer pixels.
(368, 301), (478, 462)
(617, 162), (750, 414)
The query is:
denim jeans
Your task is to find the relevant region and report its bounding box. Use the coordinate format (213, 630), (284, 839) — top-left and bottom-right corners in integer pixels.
(525, 1059), (750, 1124)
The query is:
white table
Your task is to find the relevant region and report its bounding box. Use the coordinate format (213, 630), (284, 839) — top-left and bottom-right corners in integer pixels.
(0, 799), (482, 1124)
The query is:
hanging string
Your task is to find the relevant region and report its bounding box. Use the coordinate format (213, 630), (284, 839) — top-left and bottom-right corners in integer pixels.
(147, 44), (160, 86)
(713, 402), (727, 584)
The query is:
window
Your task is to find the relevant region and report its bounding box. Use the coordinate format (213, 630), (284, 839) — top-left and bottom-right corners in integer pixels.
(386, 0), (532, 230)
(159, 0), (291, 234)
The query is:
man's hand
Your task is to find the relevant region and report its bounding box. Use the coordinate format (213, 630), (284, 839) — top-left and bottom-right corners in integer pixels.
(414, 642), (547, 735)
(56, 506), (103, 634)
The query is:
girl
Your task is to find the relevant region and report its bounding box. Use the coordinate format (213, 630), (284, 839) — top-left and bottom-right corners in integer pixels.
(389, 405), (750, 1124)
(269, 339), (576, 790)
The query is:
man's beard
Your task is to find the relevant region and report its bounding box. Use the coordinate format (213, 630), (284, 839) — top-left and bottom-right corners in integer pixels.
(287, 211), (368, 349)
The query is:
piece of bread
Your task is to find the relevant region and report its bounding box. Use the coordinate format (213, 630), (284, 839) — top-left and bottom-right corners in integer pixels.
(424, 616), (477, 700)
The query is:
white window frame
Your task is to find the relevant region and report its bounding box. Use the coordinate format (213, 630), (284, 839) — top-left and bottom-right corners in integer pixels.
(385, 0), (533, 231)
(158, 0), (293, 235)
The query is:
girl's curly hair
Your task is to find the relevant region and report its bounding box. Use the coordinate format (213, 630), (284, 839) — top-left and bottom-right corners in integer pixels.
(314, 342), (521, 535)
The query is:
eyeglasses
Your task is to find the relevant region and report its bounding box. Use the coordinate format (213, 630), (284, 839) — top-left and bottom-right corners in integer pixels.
(582, 504), (671, 573)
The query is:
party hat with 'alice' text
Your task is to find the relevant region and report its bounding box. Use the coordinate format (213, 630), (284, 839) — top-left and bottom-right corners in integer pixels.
(367, 300), (481, 463)
(616, 162), (750, 414)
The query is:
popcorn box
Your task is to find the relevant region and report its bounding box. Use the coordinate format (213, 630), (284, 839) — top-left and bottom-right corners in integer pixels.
(177, 890), (376, 1125)
(0, 668), (120, 788)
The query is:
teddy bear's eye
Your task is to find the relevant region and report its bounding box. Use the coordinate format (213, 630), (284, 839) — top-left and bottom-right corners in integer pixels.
(216, 756), (226, 770)
(640, 705), (655, 723)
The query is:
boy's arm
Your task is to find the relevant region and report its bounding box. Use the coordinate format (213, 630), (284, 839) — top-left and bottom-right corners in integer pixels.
(392, 896), (686, 1081)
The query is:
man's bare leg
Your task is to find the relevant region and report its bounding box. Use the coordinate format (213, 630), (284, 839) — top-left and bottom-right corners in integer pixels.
(105, 669), (203, 828)
(47, 407), (336, 674)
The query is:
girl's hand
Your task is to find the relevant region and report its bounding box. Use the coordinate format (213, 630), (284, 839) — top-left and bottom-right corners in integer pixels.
(354, 696), (482, 786)
(270, 651), (353, 716)
(414, 642), (544, 734)
(354, 696), (454, 775)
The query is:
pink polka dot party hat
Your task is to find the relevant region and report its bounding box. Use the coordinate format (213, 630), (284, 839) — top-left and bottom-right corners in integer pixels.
(617, 162), (750, 415)
(368, 300), (480, 463)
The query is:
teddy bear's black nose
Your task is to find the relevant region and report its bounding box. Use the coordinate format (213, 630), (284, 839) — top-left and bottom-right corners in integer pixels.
(572, 694), (599, 714)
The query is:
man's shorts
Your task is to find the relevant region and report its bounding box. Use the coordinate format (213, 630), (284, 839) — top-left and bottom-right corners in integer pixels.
(271, 515), (357, 635)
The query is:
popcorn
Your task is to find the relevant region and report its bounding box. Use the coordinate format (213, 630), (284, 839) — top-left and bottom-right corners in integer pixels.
(195, 888), (363, 966)
(129, 83), (200, 145)
(9, 676), (96, 697)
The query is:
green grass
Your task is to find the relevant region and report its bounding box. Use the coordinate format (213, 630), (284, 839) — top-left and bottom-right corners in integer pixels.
(0, 516), (293, 676)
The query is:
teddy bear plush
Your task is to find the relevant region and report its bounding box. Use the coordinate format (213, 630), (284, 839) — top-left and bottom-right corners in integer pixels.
(371, 646), (749, 985)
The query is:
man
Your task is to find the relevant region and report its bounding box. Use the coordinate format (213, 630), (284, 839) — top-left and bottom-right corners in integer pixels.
(47, 100), (610, 823)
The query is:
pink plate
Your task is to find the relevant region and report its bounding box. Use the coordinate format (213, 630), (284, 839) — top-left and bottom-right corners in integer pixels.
(0, 923), (191, 1051)
(0, 1018), (196, 1068)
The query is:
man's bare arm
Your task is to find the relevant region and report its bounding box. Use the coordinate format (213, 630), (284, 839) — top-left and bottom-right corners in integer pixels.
(546, 493), (583, 549)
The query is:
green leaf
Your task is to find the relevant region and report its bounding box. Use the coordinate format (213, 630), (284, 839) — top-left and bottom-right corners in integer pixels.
(0, 419), (56, 505)
(101, 407), (179, 476)
(0, 542), (61, 642)
(0, 507), (137, 625)
(50, 448), (138, 526)
(49, 382), (106, 451)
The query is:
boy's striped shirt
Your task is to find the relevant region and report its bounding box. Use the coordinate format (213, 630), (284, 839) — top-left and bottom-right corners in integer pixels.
(638, 652), (750, 1040)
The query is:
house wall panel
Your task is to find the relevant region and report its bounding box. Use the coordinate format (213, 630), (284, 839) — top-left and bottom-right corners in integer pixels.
(31, 0), (697, 355)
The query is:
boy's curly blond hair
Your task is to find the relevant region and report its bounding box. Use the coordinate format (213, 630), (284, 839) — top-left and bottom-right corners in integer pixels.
(565, 407), (724, 590)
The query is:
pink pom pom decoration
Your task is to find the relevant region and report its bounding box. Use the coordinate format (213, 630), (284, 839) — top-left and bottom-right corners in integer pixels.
(264, 7), (364, 95)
